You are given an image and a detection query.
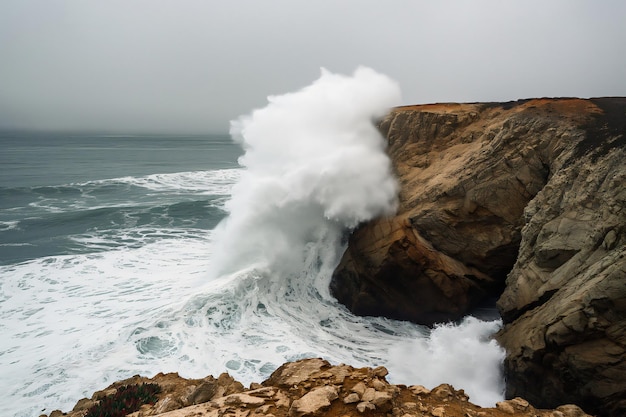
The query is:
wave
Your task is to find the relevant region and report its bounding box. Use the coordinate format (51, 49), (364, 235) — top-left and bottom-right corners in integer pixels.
(0, 199), (226, 265)
(0, 236), (212, 417)
(77, 169), (242, 194)
(0, 168), (242, 212)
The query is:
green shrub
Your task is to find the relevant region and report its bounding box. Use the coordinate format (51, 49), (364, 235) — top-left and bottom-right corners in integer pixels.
(85, 383), (161, 417)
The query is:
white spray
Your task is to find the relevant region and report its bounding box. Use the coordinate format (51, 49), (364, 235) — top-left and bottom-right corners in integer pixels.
(209, 67), (400, 279)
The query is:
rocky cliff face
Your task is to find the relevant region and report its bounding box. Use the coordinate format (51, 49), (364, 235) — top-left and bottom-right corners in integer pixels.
(330, 98), (626, 417)
(44, 358), (591, 417)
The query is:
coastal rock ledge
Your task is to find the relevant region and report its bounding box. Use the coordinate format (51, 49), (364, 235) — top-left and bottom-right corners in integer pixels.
(330, 98), (626, 417)
(43, 358), (590, 417)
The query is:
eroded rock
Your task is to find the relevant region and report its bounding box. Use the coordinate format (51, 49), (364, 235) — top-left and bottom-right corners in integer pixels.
(330, 98), (626, 416)
(288, 385), (338, 417)
(46, 358), (592, 417)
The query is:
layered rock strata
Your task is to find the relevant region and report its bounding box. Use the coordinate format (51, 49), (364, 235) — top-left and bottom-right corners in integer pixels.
(330, 98), (625, 416)
(43, 358), (591, 417)
(495, 99), (626, 417)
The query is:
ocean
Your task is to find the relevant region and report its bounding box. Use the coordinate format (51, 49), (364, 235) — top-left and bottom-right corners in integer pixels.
(1, 68), (505, 417)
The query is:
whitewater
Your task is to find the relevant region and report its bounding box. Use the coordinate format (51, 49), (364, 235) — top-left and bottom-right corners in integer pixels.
(0, 68), (505, 417)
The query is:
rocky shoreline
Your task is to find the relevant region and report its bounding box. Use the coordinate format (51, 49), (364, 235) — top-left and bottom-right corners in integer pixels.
(43, 358), (591, 417)
(42, 98), (624, 417)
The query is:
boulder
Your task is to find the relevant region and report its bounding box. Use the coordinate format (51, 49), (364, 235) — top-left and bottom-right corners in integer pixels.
(288, 385), (338, 417)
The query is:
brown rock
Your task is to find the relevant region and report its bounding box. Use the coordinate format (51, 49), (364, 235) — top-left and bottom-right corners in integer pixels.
(431, 406), (445, 417)
(330, 100), (577, 325)
(48, 358), (606, 417)
(329, 98), (626, 416)
(288, 385), (338, 417)
(495, 401), (515, 414)
(263, 358), (330, 388)
(356, 401), (375, 413)
(343, 393), (360, 404)
(372, 366), (389, 378)
(71, 397), (94, 411)
(186, 380), (217, 405)
(555, 404), (593, 417)
(409, 385), (430, 395)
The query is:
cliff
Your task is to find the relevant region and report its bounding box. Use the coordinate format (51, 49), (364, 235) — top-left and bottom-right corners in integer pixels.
(45, 358), (591, 417)
(330, 98), (626, 417)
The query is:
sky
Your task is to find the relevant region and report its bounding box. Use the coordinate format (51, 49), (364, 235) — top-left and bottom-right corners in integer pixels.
(0, 0), (625, 134)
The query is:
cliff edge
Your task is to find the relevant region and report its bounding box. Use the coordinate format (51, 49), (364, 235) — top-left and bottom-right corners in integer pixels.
(330, 98), (626, 417)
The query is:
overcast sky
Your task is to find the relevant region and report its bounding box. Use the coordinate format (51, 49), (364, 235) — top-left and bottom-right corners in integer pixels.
(1, 0), (625, 133)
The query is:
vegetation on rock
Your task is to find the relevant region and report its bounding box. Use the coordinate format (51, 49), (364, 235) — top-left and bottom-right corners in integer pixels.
(84, 383), (161, 417)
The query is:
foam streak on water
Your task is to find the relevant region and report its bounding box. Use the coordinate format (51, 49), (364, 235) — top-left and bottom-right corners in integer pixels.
(0, 68), (505, 417)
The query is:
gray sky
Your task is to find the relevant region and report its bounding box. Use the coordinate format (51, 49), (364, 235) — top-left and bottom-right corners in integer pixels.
(1, 0), (625, 133)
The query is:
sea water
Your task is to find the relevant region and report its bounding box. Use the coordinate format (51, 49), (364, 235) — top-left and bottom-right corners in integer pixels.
(0, 68), (505, 417)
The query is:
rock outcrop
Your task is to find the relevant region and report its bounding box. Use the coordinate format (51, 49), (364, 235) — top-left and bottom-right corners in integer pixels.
(330, 98), (626, 416)
(495, 99), (626, 417)
(43, 358), (591, 417)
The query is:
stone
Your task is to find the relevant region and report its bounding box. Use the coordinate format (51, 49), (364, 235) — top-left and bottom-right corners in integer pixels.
(508, 397), (530, 410)
(246, 387), (276, 398)
(555, 404), (592, 417)
(409, 385), (430, 395)
(215, 373), (245, 398)
(373, 366), (389, 378)
(288, 385), (338, 417)
(275, 390), (291, 409)
(495, 401), (515, 414)
(220, 393), (266, 407)
(361, 387), (377, 402)
(71, 398), (93, 411)
(431, 406), (445, 417)
(343, 393), (360, 404)
(351, 381), (367, 396)
(186, 380), (217, 404)
(370, 391), (392, 408)
(371, 378), (387, 391)
(356, 401), (376, 413)
(602, 229), (618, 250)
(430, 384), (454, 400)
(264, 358), (330, 388)
(154, 396), (184, 414)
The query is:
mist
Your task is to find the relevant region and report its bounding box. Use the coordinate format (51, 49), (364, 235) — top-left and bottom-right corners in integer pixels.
(0, 0), (625, 133)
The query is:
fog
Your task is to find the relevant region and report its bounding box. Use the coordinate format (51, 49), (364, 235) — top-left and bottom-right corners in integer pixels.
(1, 0), (625, 133)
